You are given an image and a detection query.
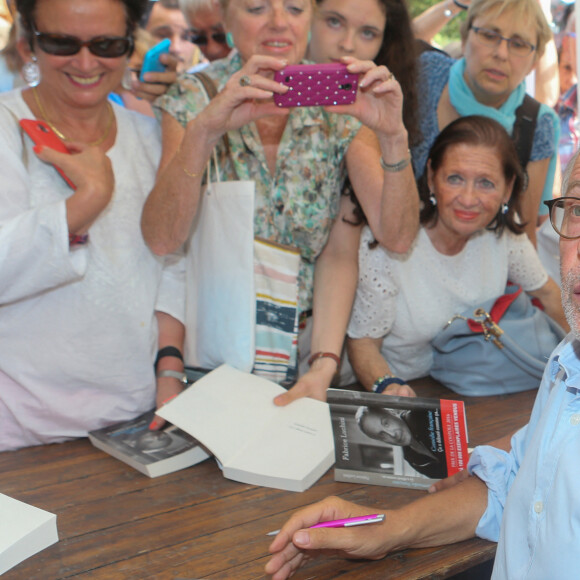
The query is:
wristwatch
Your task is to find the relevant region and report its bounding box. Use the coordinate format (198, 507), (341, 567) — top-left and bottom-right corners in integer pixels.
(157, 370), (188, 386)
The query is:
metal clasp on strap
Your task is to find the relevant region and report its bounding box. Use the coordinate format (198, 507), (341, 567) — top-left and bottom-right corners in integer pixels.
(443, 314), (467, 328)
(473, 308), (504, 349)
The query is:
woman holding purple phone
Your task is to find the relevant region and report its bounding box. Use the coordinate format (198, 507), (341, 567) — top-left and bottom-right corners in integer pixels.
(141, 0), (420, 405)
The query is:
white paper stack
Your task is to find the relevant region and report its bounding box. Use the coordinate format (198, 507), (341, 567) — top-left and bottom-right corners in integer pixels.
(0, 493), (58, 574)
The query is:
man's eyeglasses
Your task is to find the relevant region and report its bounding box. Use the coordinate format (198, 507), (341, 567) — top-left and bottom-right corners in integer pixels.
(544, 198), (580, 239)
(470, 26), (536, 57)
(33, 26), (133, 58)
(190, 31), (227, 46)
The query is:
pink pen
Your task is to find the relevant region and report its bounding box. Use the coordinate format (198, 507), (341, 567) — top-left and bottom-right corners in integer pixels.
(310, 514), (385, 529)
(267, 514), (384, 536)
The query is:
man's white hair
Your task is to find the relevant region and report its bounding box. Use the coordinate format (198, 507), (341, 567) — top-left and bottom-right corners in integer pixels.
(179, 0), (219, 19)
(562, 150), (580, 196)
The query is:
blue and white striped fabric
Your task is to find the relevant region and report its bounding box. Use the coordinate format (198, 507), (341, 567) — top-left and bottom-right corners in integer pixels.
(253, 238), (300, 384)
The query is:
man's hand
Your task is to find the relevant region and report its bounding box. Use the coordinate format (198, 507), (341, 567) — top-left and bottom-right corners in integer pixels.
(266, 496), (389, 580)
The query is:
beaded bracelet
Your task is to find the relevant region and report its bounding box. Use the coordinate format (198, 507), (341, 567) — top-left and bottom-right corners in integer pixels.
(308, 351), (341, 368)
(372, 374), (406, 394)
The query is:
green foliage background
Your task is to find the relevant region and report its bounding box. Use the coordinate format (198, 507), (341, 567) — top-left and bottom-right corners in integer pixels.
(408, 0), (466, 50)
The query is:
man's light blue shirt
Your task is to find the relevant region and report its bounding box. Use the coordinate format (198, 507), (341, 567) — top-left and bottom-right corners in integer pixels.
(468, 334), (580, 579)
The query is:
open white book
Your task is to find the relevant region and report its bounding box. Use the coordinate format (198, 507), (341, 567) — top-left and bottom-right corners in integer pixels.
(157, 364), (334, 492)
(0, 493), (58, 575)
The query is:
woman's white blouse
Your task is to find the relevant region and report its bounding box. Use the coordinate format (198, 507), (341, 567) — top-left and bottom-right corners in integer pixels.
(0, 90), (184, 450)
(347, 226), (548, 380)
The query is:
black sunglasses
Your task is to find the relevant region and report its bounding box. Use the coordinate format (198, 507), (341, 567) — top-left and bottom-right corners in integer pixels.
(33, 26), (133, 58)
(190, 31), (227, 46)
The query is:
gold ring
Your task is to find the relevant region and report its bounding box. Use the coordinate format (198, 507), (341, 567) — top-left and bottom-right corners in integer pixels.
(239, 75), (251, 87)
(387, 72), (394, 81)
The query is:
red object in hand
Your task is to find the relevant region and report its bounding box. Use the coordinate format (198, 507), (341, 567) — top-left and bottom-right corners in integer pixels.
(19, 119), (76, 189)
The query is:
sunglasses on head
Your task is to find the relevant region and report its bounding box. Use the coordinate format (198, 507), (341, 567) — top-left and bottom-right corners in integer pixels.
(33, 26), (133, 58)
(190, 31), (227, 46)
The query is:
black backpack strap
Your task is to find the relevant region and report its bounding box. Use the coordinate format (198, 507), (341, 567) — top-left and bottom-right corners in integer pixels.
(512, 94), (540, 170)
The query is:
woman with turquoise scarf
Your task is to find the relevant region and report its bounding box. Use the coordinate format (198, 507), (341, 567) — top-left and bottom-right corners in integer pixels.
(412, 0), (557, 246)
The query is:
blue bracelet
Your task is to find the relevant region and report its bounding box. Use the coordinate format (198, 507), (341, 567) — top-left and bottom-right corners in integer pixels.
(372, 375), (406, 394)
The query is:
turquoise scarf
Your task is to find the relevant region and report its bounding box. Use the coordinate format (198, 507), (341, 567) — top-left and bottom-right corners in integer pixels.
(449, 58), (559, 214)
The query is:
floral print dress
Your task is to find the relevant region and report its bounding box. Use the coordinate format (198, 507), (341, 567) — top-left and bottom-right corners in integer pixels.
(156, 52), (361, 313)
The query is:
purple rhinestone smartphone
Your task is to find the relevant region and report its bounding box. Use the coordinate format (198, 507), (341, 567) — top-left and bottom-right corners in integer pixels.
(273, 62), (358, 108)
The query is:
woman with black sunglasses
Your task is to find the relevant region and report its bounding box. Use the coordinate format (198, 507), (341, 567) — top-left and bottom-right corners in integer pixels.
(0, 0), (185, 451)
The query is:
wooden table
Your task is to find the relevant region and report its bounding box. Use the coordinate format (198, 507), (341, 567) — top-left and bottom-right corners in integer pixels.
(0, 379), (536, 579)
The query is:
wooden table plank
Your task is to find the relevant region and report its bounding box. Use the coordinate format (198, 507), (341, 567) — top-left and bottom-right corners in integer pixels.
(0, 378), (537, 579)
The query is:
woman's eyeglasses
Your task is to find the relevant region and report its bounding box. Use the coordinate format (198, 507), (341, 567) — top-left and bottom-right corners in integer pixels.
(190, 31), (227, 46)
(545, 198), (580, 239)
(470, 26), (536, 57)
(33, 26), (133, 58)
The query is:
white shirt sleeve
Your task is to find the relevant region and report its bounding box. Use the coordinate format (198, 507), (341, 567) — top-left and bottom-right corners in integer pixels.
(506, 230), (549, 292)
(0, 103), (87, 305)
(347, 226), (399, 339)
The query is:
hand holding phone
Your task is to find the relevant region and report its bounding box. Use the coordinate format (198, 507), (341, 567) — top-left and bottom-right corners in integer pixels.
(19, 119), (76, 189)
(273, 63), (358, 108)
(140, 38), (171, 81)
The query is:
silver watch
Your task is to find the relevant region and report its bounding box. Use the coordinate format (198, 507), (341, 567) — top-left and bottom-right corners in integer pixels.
(157, 369), (188, 386)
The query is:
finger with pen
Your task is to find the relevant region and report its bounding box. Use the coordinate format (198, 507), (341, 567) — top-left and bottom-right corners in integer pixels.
(266, 513), (385, 536)
(265, 497), (392, 580)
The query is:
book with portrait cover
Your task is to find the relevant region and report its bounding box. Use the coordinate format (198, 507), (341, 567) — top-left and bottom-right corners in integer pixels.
(88, 410), (211, 478)
(327, 389), (469, 490)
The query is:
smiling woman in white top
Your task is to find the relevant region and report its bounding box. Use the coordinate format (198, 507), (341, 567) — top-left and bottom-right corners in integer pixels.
(0, 0), (184, 451)
(346, 115), (567, 397)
